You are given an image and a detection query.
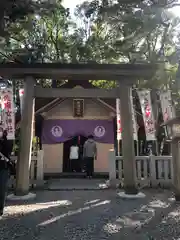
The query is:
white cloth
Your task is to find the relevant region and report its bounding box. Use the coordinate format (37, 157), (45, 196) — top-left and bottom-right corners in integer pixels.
(69, 146), (79, 160)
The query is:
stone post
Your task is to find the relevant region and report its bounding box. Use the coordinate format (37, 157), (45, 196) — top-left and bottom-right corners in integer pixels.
(119, 84), (138, 194)
(108, 149), (117, 188)
(171, 139), (180, 201)
(15, 76), (35, 196)
(36, 150), (44, 187)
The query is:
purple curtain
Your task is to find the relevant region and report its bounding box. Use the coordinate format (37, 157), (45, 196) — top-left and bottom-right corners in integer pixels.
(42, 119), (114, 144)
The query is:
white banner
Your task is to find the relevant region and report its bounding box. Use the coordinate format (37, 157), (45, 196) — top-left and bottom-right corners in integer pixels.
(19, 88), (24, 116)
(116, 99), (121, 140)
(0, 88), (15, 140)
(159, 90), (175, 122)
(138, 90), (156, 141)
(116, 92), (138, 140)
(130, 89), (138, 141)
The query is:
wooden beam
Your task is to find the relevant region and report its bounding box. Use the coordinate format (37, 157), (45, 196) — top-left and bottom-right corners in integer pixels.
(0, 63), (157, 80)
(36, 98), (67, 114)
(34, 86), (119, 99)
(35, 98), (62, 114)
(97, 98), (116, 112)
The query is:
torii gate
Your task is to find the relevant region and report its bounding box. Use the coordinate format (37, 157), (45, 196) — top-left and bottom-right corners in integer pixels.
(0, 63), (156, 199)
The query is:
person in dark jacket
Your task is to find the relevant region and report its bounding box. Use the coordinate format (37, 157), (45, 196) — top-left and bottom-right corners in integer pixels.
(83, 135), (97, 178)
(0, 130), (13, 216)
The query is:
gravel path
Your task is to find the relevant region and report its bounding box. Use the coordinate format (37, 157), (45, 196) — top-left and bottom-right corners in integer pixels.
(0, 189), (179, 239)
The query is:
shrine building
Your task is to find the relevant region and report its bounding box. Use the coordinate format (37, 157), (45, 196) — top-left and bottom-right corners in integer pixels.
(34, 81), (117, 176)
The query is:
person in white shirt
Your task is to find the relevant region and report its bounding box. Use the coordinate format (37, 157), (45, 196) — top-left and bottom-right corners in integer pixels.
(69, 142), (79, 172)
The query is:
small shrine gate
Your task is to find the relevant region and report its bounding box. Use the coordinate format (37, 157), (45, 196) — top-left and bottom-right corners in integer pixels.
(0, 63), (156, 197)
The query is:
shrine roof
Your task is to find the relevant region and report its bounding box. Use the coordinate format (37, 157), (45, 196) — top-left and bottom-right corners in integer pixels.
(35, 80), (115, 114)
(16, 80), (116, 129)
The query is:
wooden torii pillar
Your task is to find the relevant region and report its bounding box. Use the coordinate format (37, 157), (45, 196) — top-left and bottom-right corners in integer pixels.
(13, 76), (35, 198)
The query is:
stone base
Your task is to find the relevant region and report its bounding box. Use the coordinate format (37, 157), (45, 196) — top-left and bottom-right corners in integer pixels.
(106, 179), (117, 189)
(124, 187), (138, 195)
(7, 192), (36, 201)
(117, 191), (146, 199)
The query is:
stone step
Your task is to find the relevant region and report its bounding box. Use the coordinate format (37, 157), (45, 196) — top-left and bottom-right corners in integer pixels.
(47, 178), (109, 191)
(8, 178), (45, 190)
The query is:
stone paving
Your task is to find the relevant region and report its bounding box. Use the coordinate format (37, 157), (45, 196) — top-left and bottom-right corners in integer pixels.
(1, 188), (180, 239)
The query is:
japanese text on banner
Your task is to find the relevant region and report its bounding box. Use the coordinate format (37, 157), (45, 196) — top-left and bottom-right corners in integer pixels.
(130, 89), (138, 141)
(137, 90), (156, 141)
(160, 90), (175, 122)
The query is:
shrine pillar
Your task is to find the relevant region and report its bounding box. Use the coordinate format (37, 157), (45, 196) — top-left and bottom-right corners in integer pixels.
(117, 83), (145, 199)
(171, 139), (180, 200)
(118, 84), (138, 195)
(15, 76), (35, 196)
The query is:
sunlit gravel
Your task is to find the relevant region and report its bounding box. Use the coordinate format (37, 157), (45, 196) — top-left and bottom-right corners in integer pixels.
(0, 189), (178, 240)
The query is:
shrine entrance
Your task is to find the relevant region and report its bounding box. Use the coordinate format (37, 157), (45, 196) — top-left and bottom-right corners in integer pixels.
(0, 63), (155, 197)
(63, 135), (87, 173)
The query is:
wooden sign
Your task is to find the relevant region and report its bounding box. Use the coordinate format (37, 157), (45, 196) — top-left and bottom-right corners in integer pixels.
(73, 99), (84, 117)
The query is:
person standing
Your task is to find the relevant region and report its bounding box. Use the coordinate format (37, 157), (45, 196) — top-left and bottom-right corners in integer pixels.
(69, 141), (79, 172)
(83, 135), (97, 178)
(0, 130), (14, 216)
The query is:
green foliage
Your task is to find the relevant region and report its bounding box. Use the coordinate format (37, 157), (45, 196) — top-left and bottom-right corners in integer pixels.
(90, 79), (117, 89)
(0, 0), (179, 93)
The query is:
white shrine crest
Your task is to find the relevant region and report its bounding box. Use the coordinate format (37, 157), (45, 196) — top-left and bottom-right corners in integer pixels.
(51, 125), (63, 137)
(94, 126), (106, 138)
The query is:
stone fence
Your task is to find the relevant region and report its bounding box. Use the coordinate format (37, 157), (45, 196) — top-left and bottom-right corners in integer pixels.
(9, 150), (44, 189)
(109, 150), (173, 188)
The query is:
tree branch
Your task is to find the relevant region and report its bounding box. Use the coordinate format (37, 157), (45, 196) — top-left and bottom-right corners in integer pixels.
(0, 51), (22, 63)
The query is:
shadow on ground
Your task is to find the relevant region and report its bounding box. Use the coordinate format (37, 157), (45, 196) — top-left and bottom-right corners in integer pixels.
(0, 189), (179, 240)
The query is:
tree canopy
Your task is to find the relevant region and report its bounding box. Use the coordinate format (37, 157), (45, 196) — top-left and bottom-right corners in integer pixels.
(0, 0), (179, 91)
